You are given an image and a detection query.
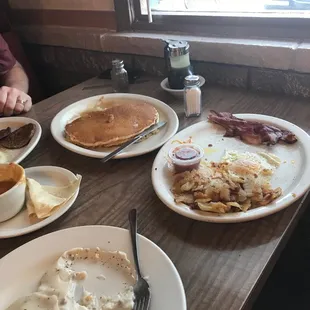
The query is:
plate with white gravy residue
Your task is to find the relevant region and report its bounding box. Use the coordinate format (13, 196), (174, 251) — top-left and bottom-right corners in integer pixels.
(0, 226), (186, 310)
(0, 117), (41, 164)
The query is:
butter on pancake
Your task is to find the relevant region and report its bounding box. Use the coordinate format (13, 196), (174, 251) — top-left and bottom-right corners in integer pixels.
(65, 102), (159, 148)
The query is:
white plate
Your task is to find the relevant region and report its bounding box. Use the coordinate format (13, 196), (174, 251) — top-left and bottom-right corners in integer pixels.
(0, 225), (187, 310)
(51, 94), (179, 159)
(152, 114), (310, 223)
(160, 75), (205, 98)
(0, 166), (80, 238)
(0, 117), (41, 164)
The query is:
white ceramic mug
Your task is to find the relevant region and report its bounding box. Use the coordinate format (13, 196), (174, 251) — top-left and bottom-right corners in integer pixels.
(0, 163), (26, 222)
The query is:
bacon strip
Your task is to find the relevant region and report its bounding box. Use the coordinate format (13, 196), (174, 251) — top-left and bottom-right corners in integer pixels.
(208, 110), (297, 145)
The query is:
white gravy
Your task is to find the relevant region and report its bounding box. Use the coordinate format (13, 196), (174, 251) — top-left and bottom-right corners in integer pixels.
(6, 248), (136, 310)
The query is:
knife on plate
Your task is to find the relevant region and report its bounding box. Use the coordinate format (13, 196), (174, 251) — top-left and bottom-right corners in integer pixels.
(102, 121), (167, 163)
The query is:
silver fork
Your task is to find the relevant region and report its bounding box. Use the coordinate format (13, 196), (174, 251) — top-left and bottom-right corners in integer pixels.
(129, 209), (151, 310)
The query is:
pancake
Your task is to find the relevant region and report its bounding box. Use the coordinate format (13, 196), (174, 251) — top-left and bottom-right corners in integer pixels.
(65, 102), (159, 148)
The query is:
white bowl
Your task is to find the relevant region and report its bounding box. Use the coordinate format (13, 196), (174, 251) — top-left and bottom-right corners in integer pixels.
(160, 75), (206, 98)
(0, 164), (26, 222)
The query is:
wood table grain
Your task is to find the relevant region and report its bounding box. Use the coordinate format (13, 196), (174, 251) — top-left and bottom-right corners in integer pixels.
(1, 78), (309, 310)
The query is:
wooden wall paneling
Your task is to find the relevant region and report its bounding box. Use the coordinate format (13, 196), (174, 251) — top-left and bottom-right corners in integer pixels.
(10, 9), (117, 29)
(9, 0), (115, 11)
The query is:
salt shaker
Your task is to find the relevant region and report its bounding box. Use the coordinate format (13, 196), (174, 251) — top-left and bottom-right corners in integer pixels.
(184, 75), (201, 117)
(111, 59), (129, 92)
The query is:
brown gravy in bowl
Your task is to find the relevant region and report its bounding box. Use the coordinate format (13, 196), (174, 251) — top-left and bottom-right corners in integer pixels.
(0, 179), (16, 195)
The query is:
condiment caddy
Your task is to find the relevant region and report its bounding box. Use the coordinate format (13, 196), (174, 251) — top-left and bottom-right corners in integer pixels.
(162, 39), (204, 117)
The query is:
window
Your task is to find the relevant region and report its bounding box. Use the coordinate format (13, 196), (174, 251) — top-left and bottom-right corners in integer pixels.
(142, 0), (310, 14)
(125, 0), (310, 39)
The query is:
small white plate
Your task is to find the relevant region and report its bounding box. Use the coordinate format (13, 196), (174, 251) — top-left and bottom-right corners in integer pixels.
(0, 166), (80, 238)
(0, 226), (187, 310)
(0, 117), (42, 164)
(51, 94), (179, 159)
(160, 75), (205, 98)
(152, 114), (310, 223)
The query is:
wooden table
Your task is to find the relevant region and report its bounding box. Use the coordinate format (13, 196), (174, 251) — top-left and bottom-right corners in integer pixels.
(1, 78), (309, 310)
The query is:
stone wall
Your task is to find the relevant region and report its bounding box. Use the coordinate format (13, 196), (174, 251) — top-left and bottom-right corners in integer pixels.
(24, 44), (310, 98)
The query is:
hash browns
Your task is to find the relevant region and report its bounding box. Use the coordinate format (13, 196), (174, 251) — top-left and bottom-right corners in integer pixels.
(172, 159), (282, 213)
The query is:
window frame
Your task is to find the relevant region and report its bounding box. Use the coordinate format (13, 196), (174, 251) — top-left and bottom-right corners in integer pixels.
(116, 0), (310, 40)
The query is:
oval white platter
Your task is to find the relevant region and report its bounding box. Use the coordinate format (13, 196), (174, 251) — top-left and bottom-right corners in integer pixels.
(0, 117), (42, 164)
(0, 225), (187, 310)
(0, 166), (80, 238)
(152, 114), (310, 223)
(51, 94), (179, 159)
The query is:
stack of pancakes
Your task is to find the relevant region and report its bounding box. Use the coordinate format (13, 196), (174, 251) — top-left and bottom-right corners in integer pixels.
(65, 102), (159, 148)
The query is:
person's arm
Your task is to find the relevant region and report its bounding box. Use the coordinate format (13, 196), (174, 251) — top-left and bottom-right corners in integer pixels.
(0, 35), (32, 116)
(0, 63), (32, 116)
(2, 61), (29, 93)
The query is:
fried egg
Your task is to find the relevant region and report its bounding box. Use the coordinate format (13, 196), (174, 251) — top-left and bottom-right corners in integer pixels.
(222, 150), (281, 172)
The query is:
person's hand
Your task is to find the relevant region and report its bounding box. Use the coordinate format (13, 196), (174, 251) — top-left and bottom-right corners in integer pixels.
(0, 86), (32, 116)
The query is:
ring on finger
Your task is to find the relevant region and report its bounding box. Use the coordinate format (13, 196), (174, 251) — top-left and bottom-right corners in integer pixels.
(17, 98), (28, 105)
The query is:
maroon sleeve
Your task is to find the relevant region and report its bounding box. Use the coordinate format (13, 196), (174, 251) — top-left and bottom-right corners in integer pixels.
(0, 34), (16, 75)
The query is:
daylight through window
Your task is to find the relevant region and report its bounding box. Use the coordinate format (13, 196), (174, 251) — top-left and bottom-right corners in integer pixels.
(140, 0), (310, 15)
